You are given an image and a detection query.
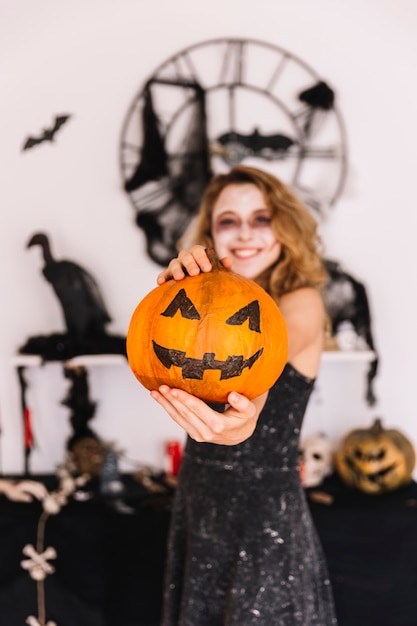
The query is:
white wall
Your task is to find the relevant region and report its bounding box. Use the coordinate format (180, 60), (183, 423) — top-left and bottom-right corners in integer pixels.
(1, 0), (416, 475)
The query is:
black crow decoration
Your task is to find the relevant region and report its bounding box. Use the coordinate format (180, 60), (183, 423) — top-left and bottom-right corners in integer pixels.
(27, 232), (111, 337)
(21, 232), (126, 359)
(20, 232), (126, 360)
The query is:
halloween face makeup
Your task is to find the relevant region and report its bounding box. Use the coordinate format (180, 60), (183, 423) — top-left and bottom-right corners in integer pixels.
(211, 183), (281, 280)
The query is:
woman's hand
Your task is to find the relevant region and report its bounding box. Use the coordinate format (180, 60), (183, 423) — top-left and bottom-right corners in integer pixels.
(157, 245), (232, 285)
(151, 386), (267, 445)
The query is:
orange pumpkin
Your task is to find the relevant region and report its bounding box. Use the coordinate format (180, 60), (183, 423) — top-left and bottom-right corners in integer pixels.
(126, 249), (288, 403)
(335, 418), (416, 494)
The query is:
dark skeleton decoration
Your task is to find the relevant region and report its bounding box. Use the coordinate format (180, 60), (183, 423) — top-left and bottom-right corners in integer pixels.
(322, 259), (378, 406)
(123, 79), (212, 266)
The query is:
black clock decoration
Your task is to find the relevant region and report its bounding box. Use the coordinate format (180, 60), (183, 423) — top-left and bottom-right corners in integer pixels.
(120, 38), (348, 266)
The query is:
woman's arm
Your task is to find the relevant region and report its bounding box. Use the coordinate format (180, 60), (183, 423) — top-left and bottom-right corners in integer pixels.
(278, 287), (325, 379)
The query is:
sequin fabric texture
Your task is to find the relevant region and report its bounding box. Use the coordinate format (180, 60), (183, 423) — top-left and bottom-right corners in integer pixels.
(162, 364), (338, 625)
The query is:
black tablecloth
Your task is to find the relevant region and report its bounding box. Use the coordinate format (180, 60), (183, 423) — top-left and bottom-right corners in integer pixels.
(308, 475), (417, 626)
(0, 475), (171, 626)
(1, 474), (417, 626)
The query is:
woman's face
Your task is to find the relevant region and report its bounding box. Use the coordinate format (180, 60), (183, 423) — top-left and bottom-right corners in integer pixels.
(211, 183), (282, 279)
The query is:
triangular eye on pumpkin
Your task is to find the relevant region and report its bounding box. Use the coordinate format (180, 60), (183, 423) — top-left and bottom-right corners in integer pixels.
(160, 290), (261, 333)
(161, 288), (201, 320)
(126, 249), (288, 403)
(154, 296), (264, 381)
(226, 301), (261, 333)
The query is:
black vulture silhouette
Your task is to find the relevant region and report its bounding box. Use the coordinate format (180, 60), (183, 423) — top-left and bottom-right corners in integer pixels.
(27, 232), (111, 337)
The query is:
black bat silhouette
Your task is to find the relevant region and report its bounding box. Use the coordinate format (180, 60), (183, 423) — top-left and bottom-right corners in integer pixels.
(215, 129), (296, 165)
(22, 114), (71, 150)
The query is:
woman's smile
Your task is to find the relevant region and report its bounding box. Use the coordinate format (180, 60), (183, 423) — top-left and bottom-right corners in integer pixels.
(212, 183), (281, 279)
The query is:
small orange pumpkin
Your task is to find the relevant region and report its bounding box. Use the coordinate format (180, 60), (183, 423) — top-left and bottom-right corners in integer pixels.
(335, 418), (416, 494)
(127, 249), (288, 403)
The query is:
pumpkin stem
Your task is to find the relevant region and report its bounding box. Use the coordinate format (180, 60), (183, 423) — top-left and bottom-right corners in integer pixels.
(206, 247), (227, 272)
(370, 418), (383, 436)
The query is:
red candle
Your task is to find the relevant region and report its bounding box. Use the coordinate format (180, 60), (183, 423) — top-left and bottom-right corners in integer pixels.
(165, 440), (182, 476)
(24, 407), (33, 449)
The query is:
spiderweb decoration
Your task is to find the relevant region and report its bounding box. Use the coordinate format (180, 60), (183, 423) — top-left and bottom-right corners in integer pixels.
(122, 79), (212, 266)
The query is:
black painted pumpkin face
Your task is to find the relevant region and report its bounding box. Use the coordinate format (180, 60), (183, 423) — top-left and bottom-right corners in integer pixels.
(152, 287), (265, 380)
(127, 254), (288, 403)
(335, 418), (416, 494)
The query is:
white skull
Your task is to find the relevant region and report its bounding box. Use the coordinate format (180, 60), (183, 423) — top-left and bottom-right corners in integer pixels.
(300, 433), (335, 487)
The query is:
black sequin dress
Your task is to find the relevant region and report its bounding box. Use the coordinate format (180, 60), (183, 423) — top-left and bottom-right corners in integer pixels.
(162, 364), (338, 626)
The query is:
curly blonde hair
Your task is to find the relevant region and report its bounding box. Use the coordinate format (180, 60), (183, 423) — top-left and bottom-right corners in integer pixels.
(179, 166), (328, 299)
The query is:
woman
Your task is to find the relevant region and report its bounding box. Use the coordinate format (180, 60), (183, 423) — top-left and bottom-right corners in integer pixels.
(152, 166), (337, 625)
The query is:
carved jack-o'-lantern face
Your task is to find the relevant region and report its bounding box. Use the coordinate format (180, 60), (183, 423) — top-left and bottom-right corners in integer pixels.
(335, 418), (416, 494)
(127, 251), (288, 403)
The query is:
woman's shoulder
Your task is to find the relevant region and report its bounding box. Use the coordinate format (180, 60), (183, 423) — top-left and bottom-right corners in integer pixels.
(277, 287), (325, 378)
(278, 286), (324, 317)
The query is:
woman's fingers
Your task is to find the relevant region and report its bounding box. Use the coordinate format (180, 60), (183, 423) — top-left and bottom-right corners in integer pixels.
(151, 386), (214, 441)
(184, 246), (212, 273)
(151, 386), (258, 445)
(220, 255), (233, 270)
(226, 391), (252, 414)
(156, 259), (186, 284)
(156, 246), (212, 285)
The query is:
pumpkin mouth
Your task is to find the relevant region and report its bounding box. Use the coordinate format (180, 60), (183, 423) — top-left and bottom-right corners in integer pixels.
(152, 341), (263, 380)
(344, 456), (398, 483)
(367, 465), (397, 481)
